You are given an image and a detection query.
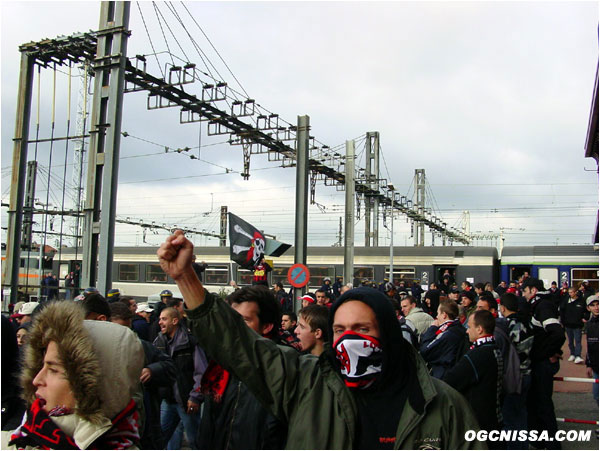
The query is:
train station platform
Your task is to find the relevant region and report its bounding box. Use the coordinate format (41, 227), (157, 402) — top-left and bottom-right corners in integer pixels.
(554, 336), (593, 394)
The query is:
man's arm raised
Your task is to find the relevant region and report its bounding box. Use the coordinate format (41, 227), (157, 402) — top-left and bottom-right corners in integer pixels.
(157, 230), (205, 310)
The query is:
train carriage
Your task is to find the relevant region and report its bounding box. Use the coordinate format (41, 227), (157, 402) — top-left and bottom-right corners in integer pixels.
(500, 245), (599, 291)
(49, 245), (499, 300)
(4, 244), (595, 305)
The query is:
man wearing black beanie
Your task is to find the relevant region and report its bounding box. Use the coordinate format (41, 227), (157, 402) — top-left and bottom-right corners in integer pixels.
(157, 231), (483, 449)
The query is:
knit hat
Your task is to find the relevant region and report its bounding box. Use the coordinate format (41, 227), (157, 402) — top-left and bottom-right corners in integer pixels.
(460, 290), (475, 302)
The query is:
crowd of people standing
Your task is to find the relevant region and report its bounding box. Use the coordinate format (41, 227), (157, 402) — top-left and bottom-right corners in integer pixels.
(1, 236), (598, 449)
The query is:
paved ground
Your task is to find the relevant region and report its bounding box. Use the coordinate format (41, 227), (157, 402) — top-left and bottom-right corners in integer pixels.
(554, 392), (598, 450)
(555, 338), (592, 394)
(551, 338), (598, 451)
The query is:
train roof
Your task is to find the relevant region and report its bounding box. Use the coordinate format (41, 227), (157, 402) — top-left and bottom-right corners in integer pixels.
(54, 245), (498, 258)
(501, 245), (599, 265)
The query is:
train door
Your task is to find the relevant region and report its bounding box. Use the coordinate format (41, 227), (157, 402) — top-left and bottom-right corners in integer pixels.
(571, 268), (599, 292)
(434, 265), (457, 286)
(510, 266), (532, 281)
(538, 267), (559, 289)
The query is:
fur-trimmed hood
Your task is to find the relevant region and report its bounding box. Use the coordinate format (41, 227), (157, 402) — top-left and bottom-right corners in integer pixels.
(21, 301), (144, 425)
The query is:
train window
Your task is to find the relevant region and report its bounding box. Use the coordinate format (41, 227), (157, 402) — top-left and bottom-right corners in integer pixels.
(572, 268), (599, 291)
(272, 266), (290, 287)
(510, 267), (532, 281)
(146, 264), (167, 283)
(59, 263), (69, 279)
(119, 263), (139, 282)
(353, 266), (374, 287)
(309, 266), (334, 289)
(385, 267), (416, 284)
(205, 265), (229, 285)
(238, 268), (253, 286)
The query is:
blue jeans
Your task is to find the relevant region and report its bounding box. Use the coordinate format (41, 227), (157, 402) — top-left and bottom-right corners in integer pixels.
(565, 327), (582, 357)
(160, 400), (201, 449)
(503, 374), (531, 450)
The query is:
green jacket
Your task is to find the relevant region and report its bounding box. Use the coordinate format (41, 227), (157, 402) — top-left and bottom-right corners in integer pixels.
(187, 290), (485, 450)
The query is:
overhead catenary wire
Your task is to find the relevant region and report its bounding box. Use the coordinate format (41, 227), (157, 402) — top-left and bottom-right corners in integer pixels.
(162, 2), (224, 91)
(179, 1), (250, 99)
(3, 6), (595, 253)
(152, 2), (191, 65)
(73, 60), (91, 261)
(136, 1), (165, 79)
(119, 131), (233, 171)
(152, 1), (176, 69)
(24, 64), (44, 293)
(57, 62), (73, 265)
(40, 64), (58, 281)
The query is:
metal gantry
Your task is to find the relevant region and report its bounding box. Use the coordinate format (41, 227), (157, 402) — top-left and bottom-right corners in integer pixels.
(10, 26), (470, 243)
(3, 3), (471, 305)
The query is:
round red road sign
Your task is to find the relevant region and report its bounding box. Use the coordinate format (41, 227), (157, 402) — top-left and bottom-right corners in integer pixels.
(287, 264), (310, 288)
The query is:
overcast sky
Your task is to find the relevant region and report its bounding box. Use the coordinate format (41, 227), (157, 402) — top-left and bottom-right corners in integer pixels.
(1, 1), (598, 251)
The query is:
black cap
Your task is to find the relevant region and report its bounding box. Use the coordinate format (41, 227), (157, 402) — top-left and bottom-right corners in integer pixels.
(521, 277), (545, 291)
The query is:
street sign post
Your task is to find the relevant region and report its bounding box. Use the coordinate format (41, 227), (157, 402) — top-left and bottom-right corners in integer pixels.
(288, 263), (310, 288)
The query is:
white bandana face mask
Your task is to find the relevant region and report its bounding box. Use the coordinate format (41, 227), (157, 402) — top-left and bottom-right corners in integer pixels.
(333, 331), (383, 389)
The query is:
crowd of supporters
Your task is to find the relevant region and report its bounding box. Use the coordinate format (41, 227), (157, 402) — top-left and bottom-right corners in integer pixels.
(2, 239), (598, 449)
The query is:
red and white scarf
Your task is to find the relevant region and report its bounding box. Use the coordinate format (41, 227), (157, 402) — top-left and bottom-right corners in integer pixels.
(435, 319), (460, 335)
(470, 334), (495, 350)
(9, 398), (140, 450)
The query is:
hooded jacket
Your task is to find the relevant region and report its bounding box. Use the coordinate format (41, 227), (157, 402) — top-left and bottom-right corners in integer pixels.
(186, 287), (483, 449)
(2, 302), (144, 450)
(405, 307), (434, 336)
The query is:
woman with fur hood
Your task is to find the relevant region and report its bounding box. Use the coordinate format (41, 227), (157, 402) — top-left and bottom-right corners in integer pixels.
(1, 301), (145, 449)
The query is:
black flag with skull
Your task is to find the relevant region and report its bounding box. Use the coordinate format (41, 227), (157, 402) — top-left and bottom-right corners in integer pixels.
(228, 213), (267, 270)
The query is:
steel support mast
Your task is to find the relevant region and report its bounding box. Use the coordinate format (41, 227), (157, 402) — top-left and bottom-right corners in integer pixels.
(293, 115), (310, 311)
(344, 140), (355, 286)
(81, 1), (130, 292)
(2, 51), (35, 309)
(364, 132), (380, 246)
(414, 169), (426, 247)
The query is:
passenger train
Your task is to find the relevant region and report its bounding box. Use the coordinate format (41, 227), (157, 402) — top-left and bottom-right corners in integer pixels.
(3, 245), (597, 303)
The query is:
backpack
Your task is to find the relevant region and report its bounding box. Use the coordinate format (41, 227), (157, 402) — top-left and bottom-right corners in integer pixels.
(495, 326), (522, 395)
(399, 317), (419, 348)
